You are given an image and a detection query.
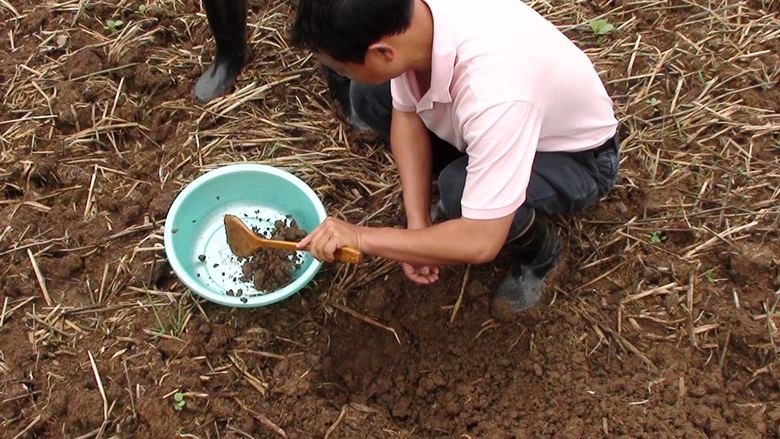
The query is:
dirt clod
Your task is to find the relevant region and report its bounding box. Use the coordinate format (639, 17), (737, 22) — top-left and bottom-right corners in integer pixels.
(465, 278), (489, 299)
(490, 297), (522, 322)
(728, 242), (777, 285)
(239, 218), (307, 292)
(20, 8), (47, 34)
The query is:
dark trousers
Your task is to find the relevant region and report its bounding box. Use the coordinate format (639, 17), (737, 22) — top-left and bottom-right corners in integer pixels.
(350, 81), (620, 239)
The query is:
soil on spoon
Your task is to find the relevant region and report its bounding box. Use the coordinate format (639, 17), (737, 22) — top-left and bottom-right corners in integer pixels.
(239, 217), (307, 292)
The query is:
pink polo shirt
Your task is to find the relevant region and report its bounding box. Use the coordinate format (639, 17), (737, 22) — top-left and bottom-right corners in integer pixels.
(391, 0), (618, 220)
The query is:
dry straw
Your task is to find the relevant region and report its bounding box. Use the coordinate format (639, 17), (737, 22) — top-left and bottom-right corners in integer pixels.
(0, 0), (778, 436)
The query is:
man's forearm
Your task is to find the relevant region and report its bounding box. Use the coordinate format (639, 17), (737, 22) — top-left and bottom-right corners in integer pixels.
(360, 217), (512, 266)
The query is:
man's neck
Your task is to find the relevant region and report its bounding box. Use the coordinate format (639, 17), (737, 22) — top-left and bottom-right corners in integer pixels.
(399, 0), (434, 74)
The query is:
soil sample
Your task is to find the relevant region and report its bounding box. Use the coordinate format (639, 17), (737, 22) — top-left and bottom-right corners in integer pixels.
(239, 217), (307, 292)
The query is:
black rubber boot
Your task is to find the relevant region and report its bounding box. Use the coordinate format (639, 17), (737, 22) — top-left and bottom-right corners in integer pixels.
(491, 210), (561, 321)
(194, 0), (250, 102)
(323, 67), (351, 118)
(322, 68), (369, 130)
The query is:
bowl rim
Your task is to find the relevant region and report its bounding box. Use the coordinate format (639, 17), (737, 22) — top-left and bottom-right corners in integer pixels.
(163, 163), (326, 307)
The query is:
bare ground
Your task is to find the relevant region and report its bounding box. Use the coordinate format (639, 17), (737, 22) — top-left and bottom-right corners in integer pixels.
(1, 0), (779, 437)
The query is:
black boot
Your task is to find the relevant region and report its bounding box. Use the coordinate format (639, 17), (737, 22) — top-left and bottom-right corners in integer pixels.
(491, 210), (561, 321)
(322, 68), (369, 130)
(194, 0), (251, 102)
(323, 67), (352, 118)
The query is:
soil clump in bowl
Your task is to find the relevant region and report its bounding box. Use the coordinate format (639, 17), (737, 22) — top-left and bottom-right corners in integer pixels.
(239, 217), (307, 292)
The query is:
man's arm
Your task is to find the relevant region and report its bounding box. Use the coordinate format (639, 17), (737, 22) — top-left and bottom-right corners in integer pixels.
(299, 214), (512, 266)
(360, 215), (512, 265)
(300, 107), (513, 267)
(390, 108), (433, 228)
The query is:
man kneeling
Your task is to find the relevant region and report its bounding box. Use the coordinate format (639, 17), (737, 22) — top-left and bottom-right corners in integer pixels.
(292, 0), (620, 319)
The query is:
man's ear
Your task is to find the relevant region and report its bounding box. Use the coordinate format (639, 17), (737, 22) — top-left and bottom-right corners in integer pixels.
(367, 41), (395, 63)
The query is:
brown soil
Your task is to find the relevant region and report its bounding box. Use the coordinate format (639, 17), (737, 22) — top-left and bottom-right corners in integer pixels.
(240, 218), (307, 292)
(1, 0), (778, 438)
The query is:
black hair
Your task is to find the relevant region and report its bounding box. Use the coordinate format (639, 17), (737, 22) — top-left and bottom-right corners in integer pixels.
(291, 0), (414, 64)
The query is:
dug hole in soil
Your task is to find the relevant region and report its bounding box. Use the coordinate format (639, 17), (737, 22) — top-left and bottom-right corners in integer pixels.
(1, 0), (779, 437)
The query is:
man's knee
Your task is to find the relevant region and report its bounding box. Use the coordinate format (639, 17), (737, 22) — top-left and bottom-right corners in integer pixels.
(438, 157), (468, 219)
(349, 81), (391, 137)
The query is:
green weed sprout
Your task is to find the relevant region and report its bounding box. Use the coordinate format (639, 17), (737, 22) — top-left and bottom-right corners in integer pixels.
(173, 392), (186, 411)
(648, 231), (667, 245)
(138, 4), (147, 13)
(588, 18), (615, 35)
(105, 19), (124, 32)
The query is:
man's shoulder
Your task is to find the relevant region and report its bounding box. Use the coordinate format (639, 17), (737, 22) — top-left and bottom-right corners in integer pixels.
(430, 0), (543, 31)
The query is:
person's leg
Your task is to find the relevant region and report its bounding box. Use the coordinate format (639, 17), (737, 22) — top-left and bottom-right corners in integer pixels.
(349, 81), (464, 174)
(437, 156), (557, 319)
(493, 137), (619, 317)
(523, 137), (619, 216)
(194, 0), (251, 102)
(436, 156), (467, 220)
(437, 136), (619, 232)
(437, 135), (619, 318)
(490, 208), (561, 320)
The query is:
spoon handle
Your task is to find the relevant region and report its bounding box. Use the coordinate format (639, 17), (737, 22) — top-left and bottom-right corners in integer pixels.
(261, 239), (363, 264)
(331, 246), (363, 264)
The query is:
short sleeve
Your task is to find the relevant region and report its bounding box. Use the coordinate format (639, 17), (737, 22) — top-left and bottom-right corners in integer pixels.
(460, 100), (541, 219)
(390, 75), (416, 112)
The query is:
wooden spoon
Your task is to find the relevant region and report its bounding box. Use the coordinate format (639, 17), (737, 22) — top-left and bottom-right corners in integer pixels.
(223, 214), (363, 264)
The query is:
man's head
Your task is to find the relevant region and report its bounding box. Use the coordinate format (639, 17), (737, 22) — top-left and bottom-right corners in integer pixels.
(291, 0), (414, 84)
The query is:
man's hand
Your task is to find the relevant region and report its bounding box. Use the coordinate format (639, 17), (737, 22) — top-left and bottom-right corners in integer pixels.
(402, 263), (440, 285)
(297, 217), (363, 262)
(402, 218), (440, 284)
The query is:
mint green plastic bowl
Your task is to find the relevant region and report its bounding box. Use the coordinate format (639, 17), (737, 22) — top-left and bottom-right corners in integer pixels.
(163, 164), (325, 307)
